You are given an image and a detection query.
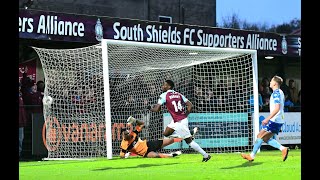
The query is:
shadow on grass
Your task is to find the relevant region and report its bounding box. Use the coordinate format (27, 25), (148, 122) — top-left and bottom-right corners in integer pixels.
(92, 163), (179, 171)
(19, 160), (98, 167)
(220, 161), (263, 169)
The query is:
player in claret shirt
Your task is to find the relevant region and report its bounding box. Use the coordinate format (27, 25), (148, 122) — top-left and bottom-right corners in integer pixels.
(120, 116), (182, 159)
(149, 80), (211, 162)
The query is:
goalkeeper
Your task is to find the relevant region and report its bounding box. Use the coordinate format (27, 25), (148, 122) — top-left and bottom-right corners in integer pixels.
(120, 116), (182, 159)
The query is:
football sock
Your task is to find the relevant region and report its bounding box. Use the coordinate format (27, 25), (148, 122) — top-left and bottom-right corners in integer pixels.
(279, 146), (286, 151)
(250, 138), (263, 158)
(189, 141), (208, 158)
(266, 139), (282, 150)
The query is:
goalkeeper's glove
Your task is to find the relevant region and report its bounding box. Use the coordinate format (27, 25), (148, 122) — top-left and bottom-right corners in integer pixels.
(125, 152), (131, 158)
(127, 116), (137, 124)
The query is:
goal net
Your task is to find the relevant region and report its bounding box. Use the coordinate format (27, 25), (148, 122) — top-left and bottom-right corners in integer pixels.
(33, 39), (259, 160)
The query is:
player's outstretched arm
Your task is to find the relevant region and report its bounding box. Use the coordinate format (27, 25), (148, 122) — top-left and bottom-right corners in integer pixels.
(136, 119), (145, 129)
(185, 101), (193, 116)
(127, 116), (145, 129)
(149, 104), (161, 112)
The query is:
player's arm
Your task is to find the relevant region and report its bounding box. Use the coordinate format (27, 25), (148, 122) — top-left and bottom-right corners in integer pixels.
(262, 93), (281, 124)
(127, 117), (145, 131)
(150, 93), (166, 112)
(120, 148), (127, 159)
(185, 100), (193, 116)
(150, 104), (161, 112)
(181, 94), (193, 116)
(135, 119), (145, 131)
(264, 103), (280, 122)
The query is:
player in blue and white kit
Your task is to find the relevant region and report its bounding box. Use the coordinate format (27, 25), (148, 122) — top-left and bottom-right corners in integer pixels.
(241, 75), (289, 162)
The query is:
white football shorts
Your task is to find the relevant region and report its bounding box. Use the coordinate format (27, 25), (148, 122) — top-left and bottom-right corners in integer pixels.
(167, 118), (192, 139)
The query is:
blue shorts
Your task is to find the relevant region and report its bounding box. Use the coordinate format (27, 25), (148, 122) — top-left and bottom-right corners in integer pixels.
(261, 121), (283, 135)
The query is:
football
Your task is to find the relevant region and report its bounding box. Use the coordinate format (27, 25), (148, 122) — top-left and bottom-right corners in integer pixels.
(43, 96), (53, 105)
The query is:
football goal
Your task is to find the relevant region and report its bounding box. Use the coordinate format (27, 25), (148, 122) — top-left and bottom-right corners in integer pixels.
(33, 39), (259, 160)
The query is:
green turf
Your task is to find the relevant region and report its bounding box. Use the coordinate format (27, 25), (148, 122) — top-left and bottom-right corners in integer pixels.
(19, 149), (301, 180)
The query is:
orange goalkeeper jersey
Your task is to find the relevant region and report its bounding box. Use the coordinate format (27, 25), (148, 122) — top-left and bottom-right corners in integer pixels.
(120, 125), (148, 157)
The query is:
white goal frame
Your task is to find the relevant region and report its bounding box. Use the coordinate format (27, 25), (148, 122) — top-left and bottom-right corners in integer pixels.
(100, 39), (259, 160)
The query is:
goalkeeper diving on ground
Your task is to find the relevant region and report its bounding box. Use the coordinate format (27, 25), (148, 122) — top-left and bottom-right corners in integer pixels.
(120, 116), (186, 159)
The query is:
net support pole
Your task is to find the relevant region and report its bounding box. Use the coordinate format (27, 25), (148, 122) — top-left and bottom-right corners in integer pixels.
(251, 51), (260, 153)
(101, 38), (113, 159)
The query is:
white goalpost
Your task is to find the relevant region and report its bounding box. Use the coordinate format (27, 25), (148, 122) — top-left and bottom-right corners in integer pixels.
(33, 39), (259, 160)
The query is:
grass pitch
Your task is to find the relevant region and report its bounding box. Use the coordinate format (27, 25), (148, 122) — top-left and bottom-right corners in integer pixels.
(19, 149), (301, 180)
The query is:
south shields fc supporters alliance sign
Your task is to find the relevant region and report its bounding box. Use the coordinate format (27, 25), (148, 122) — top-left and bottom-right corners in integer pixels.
(19, 9), (300, 57)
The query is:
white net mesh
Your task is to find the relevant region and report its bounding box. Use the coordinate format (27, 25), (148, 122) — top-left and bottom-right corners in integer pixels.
(33, 40), (257, 159)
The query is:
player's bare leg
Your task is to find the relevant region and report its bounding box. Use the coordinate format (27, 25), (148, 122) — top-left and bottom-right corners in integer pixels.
(261, 132), (275, 141)
(163, 127), (175, 137)
(146, 151), (181, 158)
(161, 138), (182, 148)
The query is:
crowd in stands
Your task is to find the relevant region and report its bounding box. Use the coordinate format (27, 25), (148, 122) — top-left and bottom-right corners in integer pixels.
(259, 77), (301, 112)
(19, 73), (44, 159)
(19, 73), (44, 112)
(191, 75), (301, 113)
